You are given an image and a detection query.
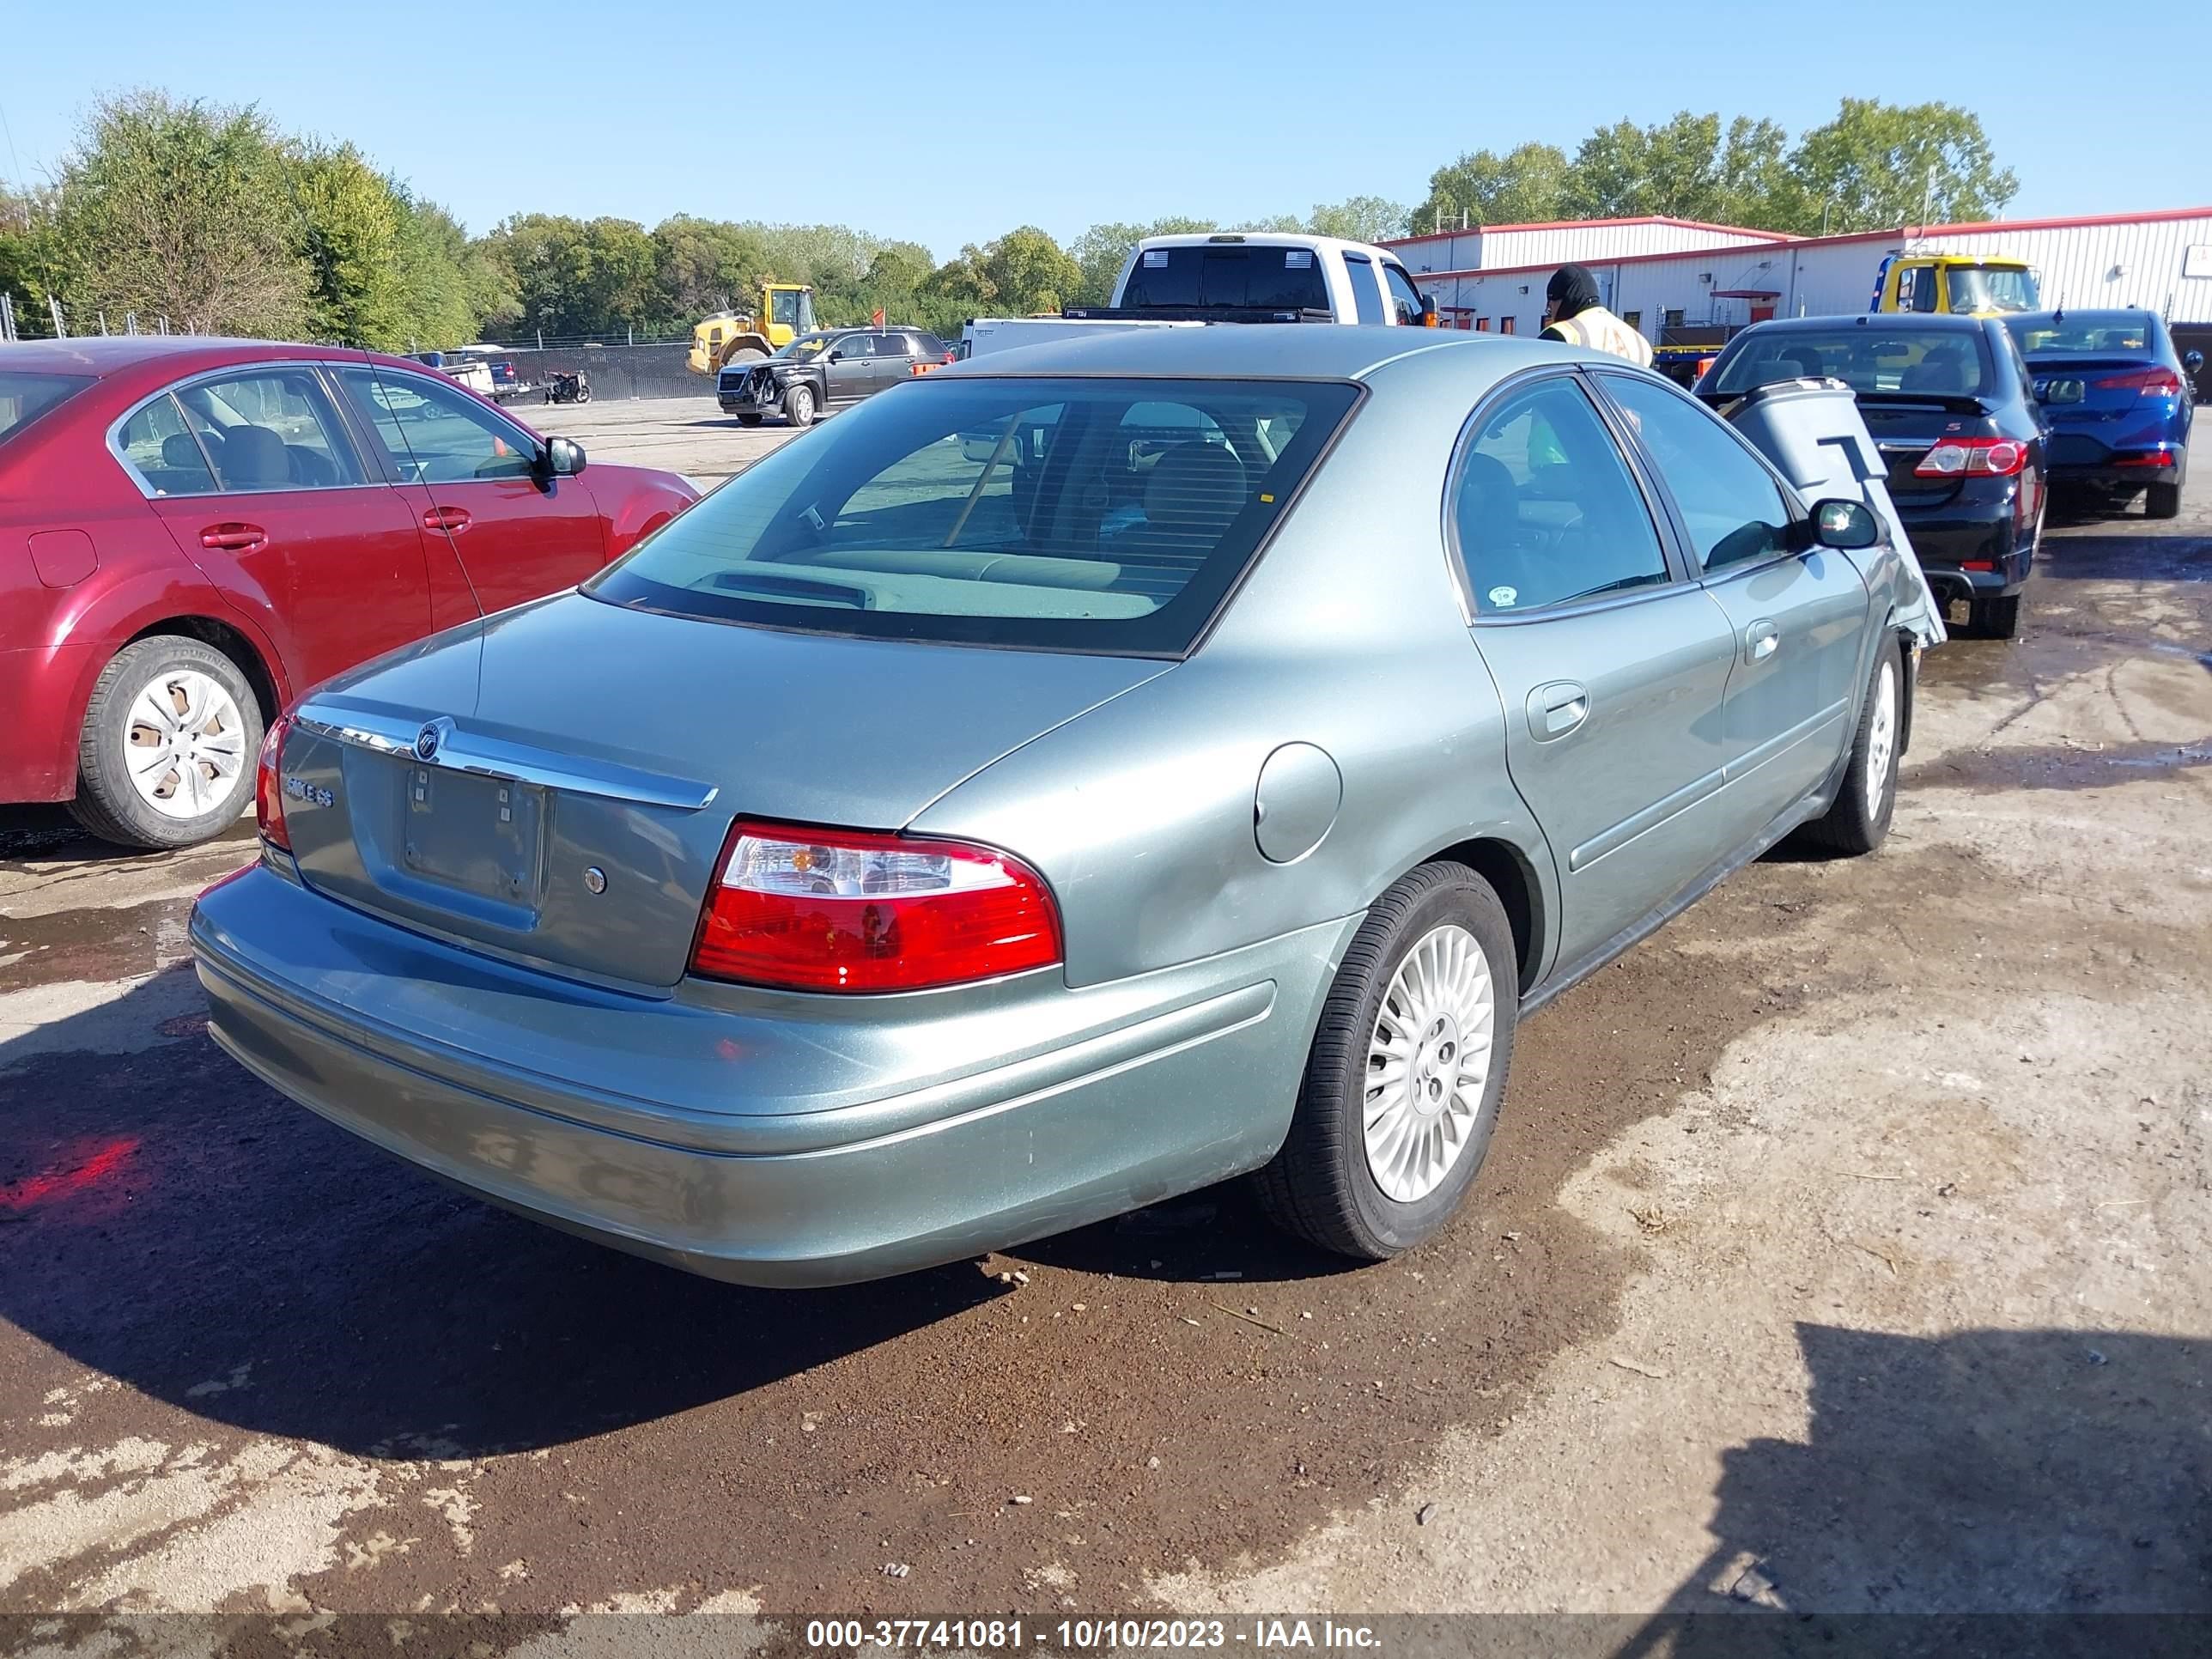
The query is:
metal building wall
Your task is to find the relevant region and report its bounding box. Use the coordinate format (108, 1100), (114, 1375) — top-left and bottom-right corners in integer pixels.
(1778, 216), (2212, 321)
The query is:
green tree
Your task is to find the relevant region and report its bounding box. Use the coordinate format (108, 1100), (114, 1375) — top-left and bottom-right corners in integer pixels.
(1307, 195), (1411, 244)
(1562, 111), (1733, 221)
(49, 89), (307, 337)
(288, 141), (406, 346)
(653, 215), (769, 321)
(1788, 99), (2016, 233)
(485, 213), (665, 339)
(1413, 142), (1571, 234)
(392, 193), (511, 347)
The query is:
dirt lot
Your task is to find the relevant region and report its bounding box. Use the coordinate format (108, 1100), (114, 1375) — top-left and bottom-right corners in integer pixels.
(2, 410), (2206, 1632)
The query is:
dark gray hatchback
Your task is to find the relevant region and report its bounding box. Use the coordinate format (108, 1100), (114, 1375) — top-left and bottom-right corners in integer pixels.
(718, 326), (953, 428)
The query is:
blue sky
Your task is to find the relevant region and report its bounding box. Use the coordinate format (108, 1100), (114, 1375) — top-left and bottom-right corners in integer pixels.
(4, 0), (2207, 257)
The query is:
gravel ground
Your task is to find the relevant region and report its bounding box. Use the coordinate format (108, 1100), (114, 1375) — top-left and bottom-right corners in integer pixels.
(1, 417), (2205, 1632)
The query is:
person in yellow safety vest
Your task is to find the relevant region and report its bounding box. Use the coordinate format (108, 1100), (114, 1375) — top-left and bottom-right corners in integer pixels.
(1539, 264), (1654, 368)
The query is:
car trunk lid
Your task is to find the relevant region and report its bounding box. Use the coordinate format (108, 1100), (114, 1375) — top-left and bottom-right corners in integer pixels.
(1850, 393), (2001, 508)
(278, 593), (1170, 991)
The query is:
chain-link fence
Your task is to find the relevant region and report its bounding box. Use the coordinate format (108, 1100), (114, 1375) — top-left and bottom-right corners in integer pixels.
(0, 294), (195, 342)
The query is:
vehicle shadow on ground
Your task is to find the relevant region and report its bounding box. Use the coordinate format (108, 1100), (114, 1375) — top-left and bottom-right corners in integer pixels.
(1613, 1322), (2211, 1651)
(2034, 532), (2212, 584)
(0, 970), (1003, 1460)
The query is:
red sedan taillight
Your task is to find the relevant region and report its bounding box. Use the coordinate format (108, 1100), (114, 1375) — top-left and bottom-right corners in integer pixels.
(254, 714), (295, 850)
(1915, 437), (2028, 477)
(690, 820), (1061, 993)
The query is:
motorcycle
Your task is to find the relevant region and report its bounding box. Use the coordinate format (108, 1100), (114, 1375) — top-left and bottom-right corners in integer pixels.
(544, 370), (592, 405)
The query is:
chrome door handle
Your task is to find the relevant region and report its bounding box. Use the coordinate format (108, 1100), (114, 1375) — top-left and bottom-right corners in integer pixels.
(1747, 622), (1781, 662)
(1529, 681), (1589, 739)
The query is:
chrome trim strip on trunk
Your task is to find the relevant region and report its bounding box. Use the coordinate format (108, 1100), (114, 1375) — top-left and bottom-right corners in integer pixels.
(294, 707), (720, 811)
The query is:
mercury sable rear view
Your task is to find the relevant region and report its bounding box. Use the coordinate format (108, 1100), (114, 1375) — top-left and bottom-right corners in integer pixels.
(193, 327), (1937, 1286)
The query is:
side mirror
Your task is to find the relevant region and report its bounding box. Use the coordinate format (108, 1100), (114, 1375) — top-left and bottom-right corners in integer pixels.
(826, 349), (845, 363)
(1420, 295), (1439, 329)
(545, 436), (586, 477)
(1809, 497), (1879, 550)
(2185, 349), (2204, 374)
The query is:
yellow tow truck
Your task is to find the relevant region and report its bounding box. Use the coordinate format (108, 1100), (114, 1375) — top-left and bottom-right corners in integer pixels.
(686, 283), (819, 375)
(1870, 253), (2039, 316)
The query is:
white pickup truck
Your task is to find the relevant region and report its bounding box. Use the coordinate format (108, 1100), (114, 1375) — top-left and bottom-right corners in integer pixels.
(959, 233), (1437, 358)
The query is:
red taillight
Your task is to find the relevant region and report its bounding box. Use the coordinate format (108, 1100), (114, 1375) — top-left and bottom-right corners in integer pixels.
(690, 820), (1062, 993)
(2112, 448), (2177, 467)
(2093, 366), (2183, 397)
(1914, 437), (2028, 478)
(254, 714), (295, 850)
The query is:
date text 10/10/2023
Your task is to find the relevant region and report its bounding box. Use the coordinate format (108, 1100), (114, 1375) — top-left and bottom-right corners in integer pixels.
(802, 1620), (1383, 1651)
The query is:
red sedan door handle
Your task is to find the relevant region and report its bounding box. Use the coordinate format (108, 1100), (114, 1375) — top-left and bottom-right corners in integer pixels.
(422, 506), (472, 534)
(199, 523), (267, 553)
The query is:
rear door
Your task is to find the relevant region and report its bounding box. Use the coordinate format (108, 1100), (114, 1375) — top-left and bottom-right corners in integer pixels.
(336, 364), (610, 613)
(1451, 372), (1738, 973)
(125, 366), (432, 692)
(1600, 372), (1870, 824)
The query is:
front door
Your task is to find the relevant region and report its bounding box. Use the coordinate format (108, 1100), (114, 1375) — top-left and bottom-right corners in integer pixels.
(129, 366), (432, 693)
(1453, 374), (1738, 972)
(336, 365), (610, 613)
(1599, 374), (1873, 822)
(823, 337), (878, 405)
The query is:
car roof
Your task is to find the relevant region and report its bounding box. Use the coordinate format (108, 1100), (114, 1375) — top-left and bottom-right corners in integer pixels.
(1134, 232), (1401, 260)
(2008, 307), (2155, 325)
(935, 324), (1569, 383)
(1736, 314), (1990, 335)
(0, 336), (327, 375)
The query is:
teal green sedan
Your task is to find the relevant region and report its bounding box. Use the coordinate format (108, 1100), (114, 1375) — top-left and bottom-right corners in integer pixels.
(191, 326), (1937, 1285)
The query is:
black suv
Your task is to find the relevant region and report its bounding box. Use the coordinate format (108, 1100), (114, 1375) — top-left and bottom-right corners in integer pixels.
(1698, 314), (2050, 638)
(718, 327), (952, 427)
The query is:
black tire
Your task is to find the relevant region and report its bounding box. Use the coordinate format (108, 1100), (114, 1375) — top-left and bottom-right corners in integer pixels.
(784, 383), (817, 426)
(69, 635), (264, 851)
(575, 386), (592, 404)
(1801, 636), (1902, 857)
(726, 346), (768, 367)
(2147, 481), (2181, 520)
(1972, 593), (2021, 639)
(1255, 863), (1519, 1261)
(736, 413), (763, 428)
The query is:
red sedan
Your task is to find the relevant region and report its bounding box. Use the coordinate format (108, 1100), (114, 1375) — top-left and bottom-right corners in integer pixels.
(0, 338), (697, 848)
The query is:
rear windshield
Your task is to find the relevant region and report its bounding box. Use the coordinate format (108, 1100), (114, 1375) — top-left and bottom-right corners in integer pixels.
(0, 372), (94, 446)
(2004, 313), (2154, 356)
(1709, 328), (1990, 397)
(585, 375), (1358, 655)
(1119, 245), (1330, 312)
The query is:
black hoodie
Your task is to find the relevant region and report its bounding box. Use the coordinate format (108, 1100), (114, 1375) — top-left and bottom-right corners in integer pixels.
(1541, 264), (1603, 336)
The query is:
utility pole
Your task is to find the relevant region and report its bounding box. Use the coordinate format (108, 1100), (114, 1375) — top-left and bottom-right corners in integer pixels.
(48, 295), (65, 338)
(1917, 166), (1934, 234)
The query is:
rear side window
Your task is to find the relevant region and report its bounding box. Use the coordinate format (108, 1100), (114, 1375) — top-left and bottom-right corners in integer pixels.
(0, 372), (92, 447)
(1119, 246), (1330, 312)
(173, 369), (363, 491)
(1453, 376), (1668, 612)
(115, 393), (217, 495)
(1343, 254), (1385, 325)
(586, 376), (1358, 655)
(1604, 374), (1792, 571)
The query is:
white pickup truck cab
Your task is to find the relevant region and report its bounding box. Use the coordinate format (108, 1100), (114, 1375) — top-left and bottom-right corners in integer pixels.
(961, 233), (1436, 358)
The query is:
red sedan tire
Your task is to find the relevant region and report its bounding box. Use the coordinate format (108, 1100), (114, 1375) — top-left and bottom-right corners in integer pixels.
(70, 635), (264, 851)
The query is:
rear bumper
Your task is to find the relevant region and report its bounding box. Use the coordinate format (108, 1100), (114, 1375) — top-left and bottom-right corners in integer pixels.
(191, 866), (1348, 1287)
(2048, 454), (2184, 490)
(1899, 507), (2033, 599)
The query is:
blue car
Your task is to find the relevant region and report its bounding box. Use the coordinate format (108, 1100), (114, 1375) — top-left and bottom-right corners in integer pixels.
(2003, 309), (2199, 519)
